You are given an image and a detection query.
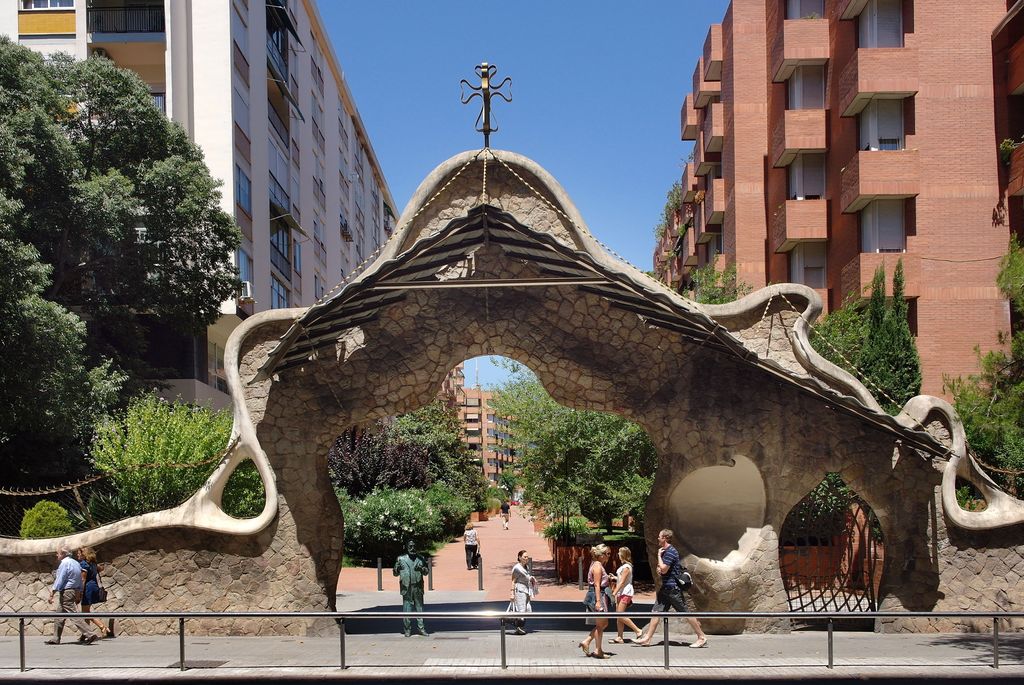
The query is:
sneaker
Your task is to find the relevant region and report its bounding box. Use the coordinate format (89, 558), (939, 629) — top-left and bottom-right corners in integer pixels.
(689, 637), (708, 648)
(514, 627), (526, 635)
(83, 634), (99, 645)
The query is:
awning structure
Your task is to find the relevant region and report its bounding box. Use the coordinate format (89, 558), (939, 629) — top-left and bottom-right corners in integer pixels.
(254, 203), (950, 461)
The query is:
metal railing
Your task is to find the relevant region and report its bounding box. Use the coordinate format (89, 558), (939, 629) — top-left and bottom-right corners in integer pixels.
(87, 7), (165, 33)
(5, 609), (1023, 673)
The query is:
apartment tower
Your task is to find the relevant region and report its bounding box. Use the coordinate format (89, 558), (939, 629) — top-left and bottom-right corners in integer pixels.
(2, 0), (396, 406)
(663, 0), (1016, 395)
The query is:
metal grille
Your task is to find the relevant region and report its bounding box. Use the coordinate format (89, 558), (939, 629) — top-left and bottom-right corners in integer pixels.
(779, 480), (884, 614)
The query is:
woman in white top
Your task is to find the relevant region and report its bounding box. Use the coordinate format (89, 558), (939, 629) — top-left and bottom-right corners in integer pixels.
(509, 550), (536, 635)
(611, 547), (644, 643)
(464, 522), (480, 570)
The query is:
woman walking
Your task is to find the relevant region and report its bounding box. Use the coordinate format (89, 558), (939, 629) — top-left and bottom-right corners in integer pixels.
(509, 550), (536, 635)
(77, 547), (112, 639)
(578, 543), (614, 659)
(463, 521), (480, 570)
(610, 547), (644, 643)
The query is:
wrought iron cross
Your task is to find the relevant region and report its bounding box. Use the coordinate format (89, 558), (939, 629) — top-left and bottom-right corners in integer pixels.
(460, 62), (512, 148)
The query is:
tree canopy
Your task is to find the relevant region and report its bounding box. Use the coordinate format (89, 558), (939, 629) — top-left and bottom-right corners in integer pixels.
(0, 38), (239, 480)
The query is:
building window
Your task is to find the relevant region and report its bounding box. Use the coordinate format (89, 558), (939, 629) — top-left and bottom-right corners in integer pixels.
(789, 242), (827, 289)
(207, 341), (228, 394)
(270, 275), (289, 309)
(787, 0), (824, 19)
(858, 0), (903, 48)
(314, 273), (325, 300)
(860, 199), (905, 253)
(235, 165), (251, 215)
(859, 99), (904, 151)
(788, 153), (825, 200)
(270, 224), (291, 280)
(237, 247), (253, 285)
(22, 0), (73, 8)
(787, 65), (825, 110)
(465, 398), (481, 407)
(293, 241), (302, 275)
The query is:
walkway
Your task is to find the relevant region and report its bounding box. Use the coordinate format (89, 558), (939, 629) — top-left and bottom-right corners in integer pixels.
(338, 505), (655, 602)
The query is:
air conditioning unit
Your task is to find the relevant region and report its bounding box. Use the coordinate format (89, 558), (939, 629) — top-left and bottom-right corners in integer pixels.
(90, 47), (110, 59)
(238, 280), (254, 304)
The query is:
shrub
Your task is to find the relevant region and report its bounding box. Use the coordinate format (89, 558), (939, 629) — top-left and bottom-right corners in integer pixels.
(90, 394), (233, 516)
(328, 425), (430, 498)
(20, 500), (74, 539)
(542, 515), (592, 541)
(222, 461), (265, 519)
(424, 483), (473, 539)
(342, 488), (442, 563)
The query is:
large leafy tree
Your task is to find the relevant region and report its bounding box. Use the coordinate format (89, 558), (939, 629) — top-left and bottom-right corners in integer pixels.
(946, 238), (1024, 495)
(0, 38), (239, 388)
(489, 362), (658, 534)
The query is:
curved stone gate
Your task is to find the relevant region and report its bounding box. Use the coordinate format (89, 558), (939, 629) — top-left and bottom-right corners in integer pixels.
(2, 149), (1023, 636)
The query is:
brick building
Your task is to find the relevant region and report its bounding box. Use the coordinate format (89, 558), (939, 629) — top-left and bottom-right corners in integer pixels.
(445, 363), (516, 485)
(658, 0), (1023, 396)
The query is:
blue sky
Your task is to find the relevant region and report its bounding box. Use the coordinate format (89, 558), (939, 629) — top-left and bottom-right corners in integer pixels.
(322, 1), (731, 386)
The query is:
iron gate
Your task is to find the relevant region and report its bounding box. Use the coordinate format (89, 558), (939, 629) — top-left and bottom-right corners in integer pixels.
(779, 479), (884, 613)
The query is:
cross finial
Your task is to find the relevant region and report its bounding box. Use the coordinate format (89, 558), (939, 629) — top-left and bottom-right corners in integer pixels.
(460, 62), (512, 148)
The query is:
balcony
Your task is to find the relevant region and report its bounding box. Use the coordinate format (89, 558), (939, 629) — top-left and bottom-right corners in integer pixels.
(268, 102), (289, 148)
(840, 252), (920, 299)
(702, 102), (724, 154)
(680, 94), (699, 141)
(694, 130), (722, 176)
(693, 57), (721, 109)
(705, 178), (725, 225)
(1010, 144), (1024, 197)
(771, 199), (828, 253)
(771, 18), (829, 82)
(771, 109), (827, 167)
(703, 24), (723, 82)
(270, 242), (291, 282)
(269, 173), (290, 215)
(840, 150), (919, 213)
(87, 6), (165, 36)
(267, 36), (289, 83)
(838, 0), (869, 21)
(681, 162), (698, 202)
(1011, 38), (1024, 96)
(838, 48), (918, 116)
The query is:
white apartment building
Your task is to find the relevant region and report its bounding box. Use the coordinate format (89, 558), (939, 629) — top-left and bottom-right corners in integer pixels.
(2, 0), (397, 407)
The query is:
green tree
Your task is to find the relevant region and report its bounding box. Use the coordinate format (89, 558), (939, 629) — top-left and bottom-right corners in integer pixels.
(857, 261), (922, 413)
(809, 291), (866, 376)
(946, 238), (1024, 495)
(0, 38), (240, 396)
(687, 262), (752, 304)
(489, 362), (657, 534)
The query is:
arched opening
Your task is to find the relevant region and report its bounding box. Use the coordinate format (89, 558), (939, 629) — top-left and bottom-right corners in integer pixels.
(779, 473), (885, 614)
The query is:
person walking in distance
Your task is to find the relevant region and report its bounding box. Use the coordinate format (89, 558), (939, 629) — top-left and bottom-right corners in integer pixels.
(77, 547), (113, 638)
(393, 540), (430, 637)
(610, 547), (644, 643)
(463, 521), (480, 570)
(500, 500), (511, 530)
(634, 529), (708, 648)
(45, 546), (98, 645)
(509, 550), (536, 635)
(578, 544), (614, 659)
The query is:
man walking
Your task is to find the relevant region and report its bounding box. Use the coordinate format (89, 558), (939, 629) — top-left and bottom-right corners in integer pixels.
(46, 545), (98, 645)
(393, 540), (430, 637)
(635, 529), (708, 648)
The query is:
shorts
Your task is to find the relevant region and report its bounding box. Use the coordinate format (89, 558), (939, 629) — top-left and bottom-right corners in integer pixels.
(616, 594), (633, 607)
(653, 585), (692, 613)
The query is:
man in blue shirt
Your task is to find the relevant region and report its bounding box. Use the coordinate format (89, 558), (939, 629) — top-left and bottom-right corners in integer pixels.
(46, 546), (98, 645)
(635, 529), (708, 648)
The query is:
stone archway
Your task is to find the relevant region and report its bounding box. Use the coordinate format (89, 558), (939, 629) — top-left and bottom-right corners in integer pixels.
(2, 149), (1024, 636)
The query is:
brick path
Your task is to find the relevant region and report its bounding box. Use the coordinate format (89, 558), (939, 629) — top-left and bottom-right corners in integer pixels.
(338, 506), (655, 602)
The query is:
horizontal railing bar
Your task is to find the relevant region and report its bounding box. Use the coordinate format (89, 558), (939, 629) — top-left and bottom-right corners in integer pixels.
(4, 610), (1024, 620)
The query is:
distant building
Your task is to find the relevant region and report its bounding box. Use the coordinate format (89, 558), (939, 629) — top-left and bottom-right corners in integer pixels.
(443, 364), (516, 484)
(658, 0), (1019, 396)
(2, 0), (396, 407)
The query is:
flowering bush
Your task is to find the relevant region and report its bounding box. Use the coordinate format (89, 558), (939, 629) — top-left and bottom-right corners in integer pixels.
(425, 483), (474, 538)
(342, 488), (443, 562)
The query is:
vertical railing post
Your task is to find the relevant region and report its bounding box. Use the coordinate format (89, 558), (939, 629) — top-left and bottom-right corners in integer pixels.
(19, 617), (25, 672)
(826, 617), (834, 669)
(428, 558), (434, 591)
(663, 613), (670, 670)
(477, 557), (484, 591)
(377, 558), (383, 592)
(577, 556), (584, 590)
(339, 618), (346, 670)
(178, 617), (186, 671)
(993, 616), (1000, 669)
(500, 618), (507, 669)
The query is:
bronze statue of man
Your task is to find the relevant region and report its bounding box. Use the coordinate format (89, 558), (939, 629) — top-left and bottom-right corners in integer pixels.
(393, 540), (429, 636)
